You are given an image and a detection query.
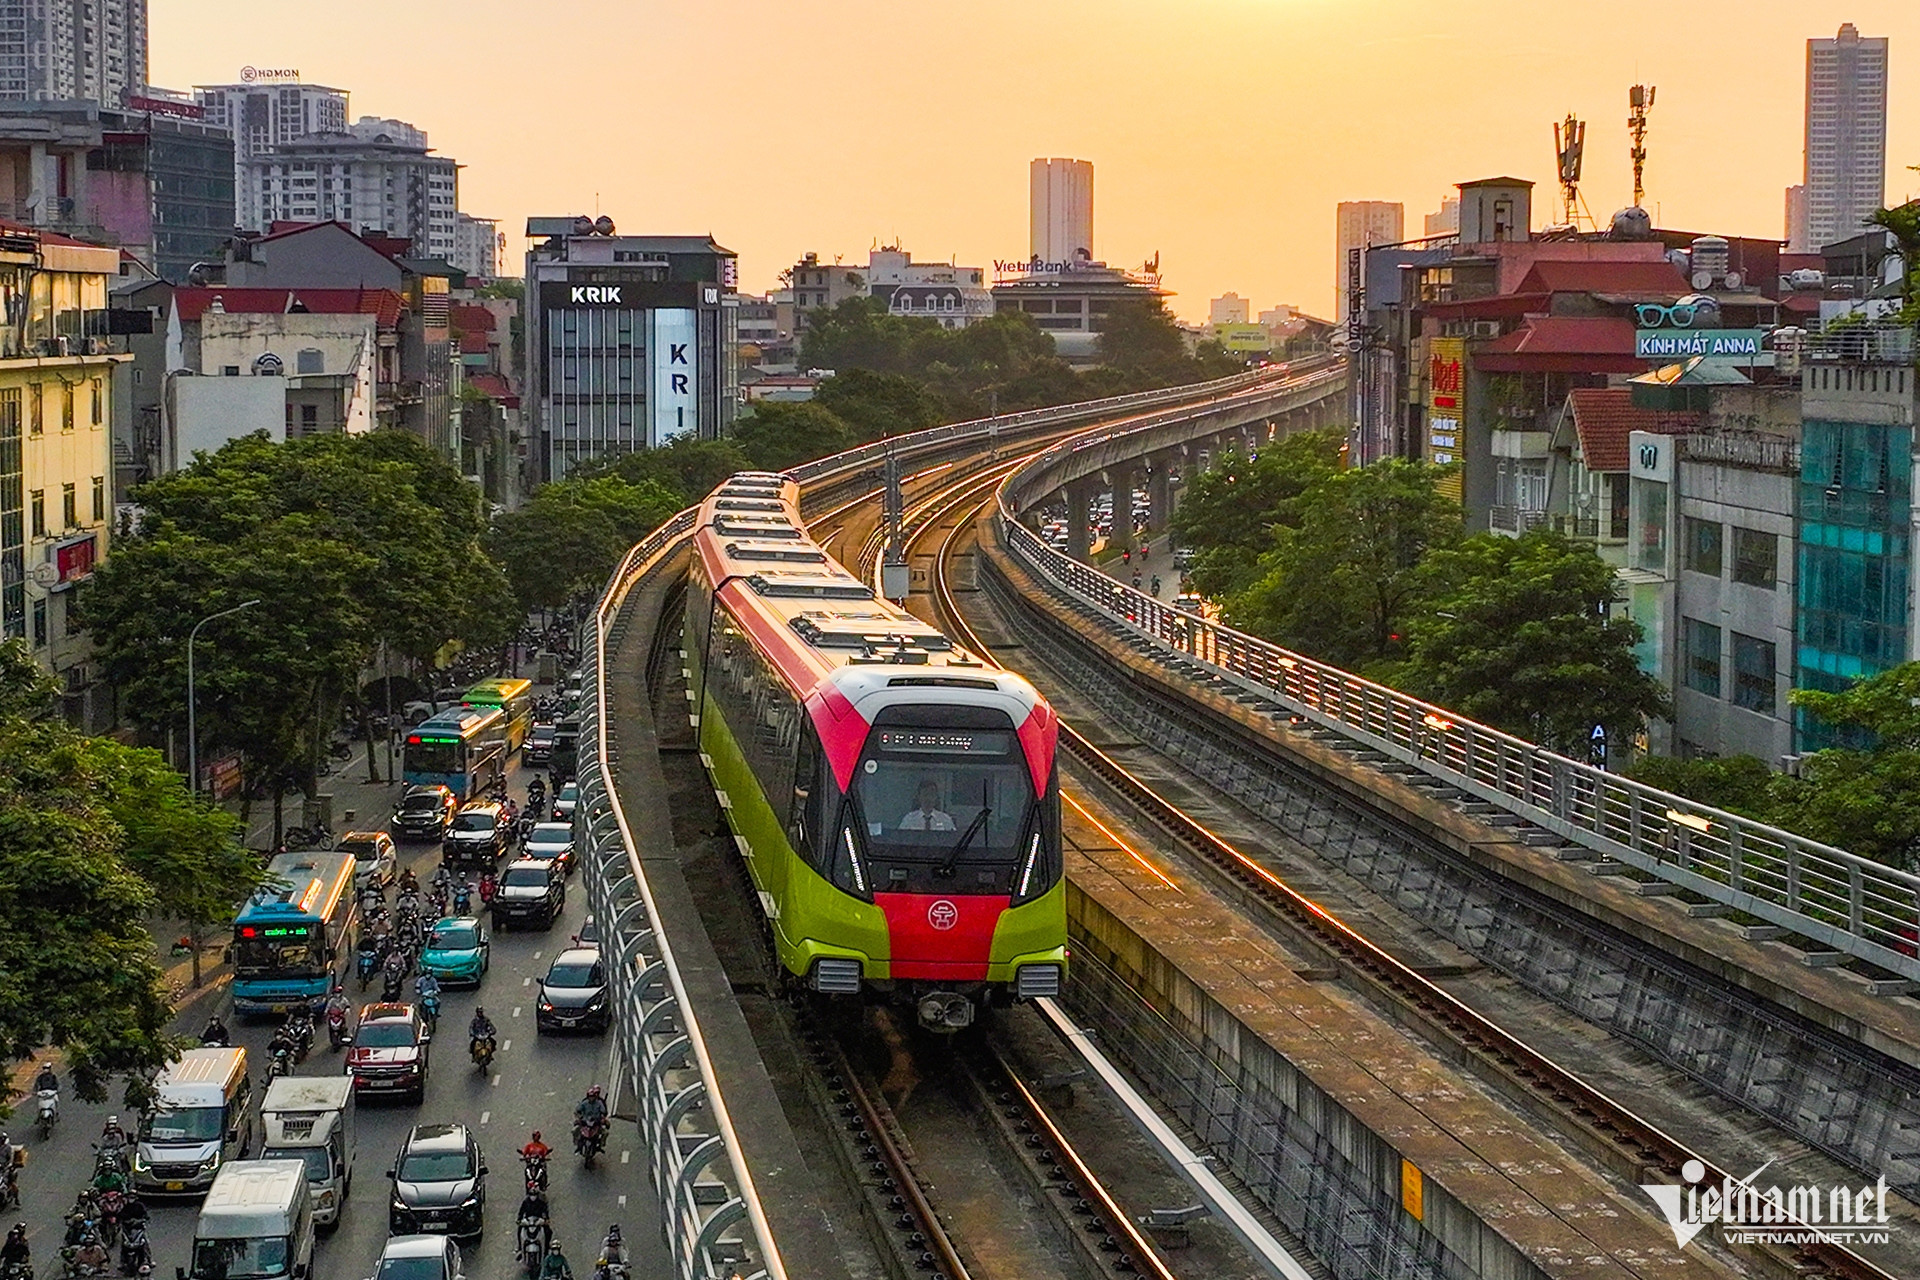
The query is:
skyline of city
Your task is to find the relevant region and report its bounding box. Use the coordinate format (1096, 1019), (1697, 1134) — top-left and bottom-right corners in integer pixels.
(141, 1), (1920, 320)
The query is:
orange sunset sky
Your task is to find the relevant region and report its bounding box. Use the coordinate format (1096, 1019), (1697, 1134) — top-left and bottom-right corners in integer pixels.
(156, 1), (1920, 322)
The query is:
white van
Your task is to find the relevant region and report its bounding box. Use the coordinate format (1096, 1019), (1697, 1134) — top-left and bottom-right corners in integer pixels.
(135, 1047), (254, 1195)
(259, 1076), (356, 1226)
(181, 1160), (315, 1280)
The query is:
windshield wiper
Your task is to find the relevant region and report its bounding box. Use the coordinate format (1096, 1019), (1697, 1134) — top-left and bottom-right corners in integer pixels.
(936, 781), (991, 878)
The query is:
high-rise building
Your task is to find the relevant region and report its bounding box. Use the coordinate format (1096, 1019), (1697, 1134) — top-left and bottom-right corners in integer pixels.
(240, 118), (459, 261)
(1802, 23), (1888, 250)
(193, 79), (351, 229)
(453, 213), (502, 280)
(0, 0), (146, 108)
(1424, 197), (1460, 237)
(524, 217), (738, 481)
(1784, 184), (1810, 253)
(1335, 200), (1403, 322)
(1209, 293), (1250, 325)
(1030, 157), (1093, 265)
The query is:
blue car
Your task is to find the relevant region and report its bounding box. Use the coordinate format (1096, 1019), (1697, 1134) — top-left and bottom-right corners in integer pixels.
(418, 917), (490, 987)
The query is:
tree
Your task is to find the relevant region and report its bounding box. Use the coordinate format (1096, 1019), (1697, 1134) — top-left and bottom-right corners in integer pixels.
(1095, 299), (1189, 379)
(799, 297), (932, 375)
(483, 476), (681, 615)
(579, 436), (753, 504)
(1170, 431), (1343, 597)
(1394, 531), (1671, 754)
(1227, 460), (1460, 667)
(1867, 199), (1920, 316)
(1625, 753), (1778, 817)
(728, 401), (858, 473)
(0, 641), (257, 1105)
(813, 368), (948, 442)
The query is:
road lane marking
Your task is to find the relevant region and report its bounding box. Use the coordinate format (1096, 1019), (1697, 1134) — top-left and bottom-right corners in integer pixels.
(512, 1006), (522, 1017)
(617, 1195), (626, 1207)
(532, 950), (541, 959)
(522, 977), (531, 987)
(501, 1039), (511, 1052)
(480, 1111), (490, 1125)
(620, 1150), (630, 1164)
(491, 1073), (501, 1087)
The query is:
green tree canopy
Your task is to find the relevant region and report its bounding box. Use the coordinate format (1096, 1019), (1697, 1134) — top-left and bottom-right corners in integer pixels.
(1394, 531), (1671, 754)
(576, 436), (753, 505)
(813, 368), (948, 442)
(1170, 431), (1344, 597)
(1226, 459), (1460, 667)
(483, 474), (682, 614)
(728, 400), (859, 473)
(1095, 299), (1189, 378)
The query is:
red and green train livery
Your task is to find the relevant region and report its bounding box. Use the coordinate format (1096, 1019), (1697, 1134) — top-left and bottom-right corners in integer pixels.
(683, 473), (1065, 1029)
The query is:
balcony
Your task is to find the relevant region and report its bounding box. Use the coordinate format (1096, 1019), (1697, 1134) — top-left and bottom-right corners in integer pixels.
(1489, 505), (1548, 534)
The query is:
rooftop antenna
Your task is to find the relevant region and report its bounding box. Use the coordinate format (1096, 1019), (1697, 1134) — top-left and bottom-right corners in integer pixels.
(1554, 113), (1592, 229)
(1628, 84), (1656, 208)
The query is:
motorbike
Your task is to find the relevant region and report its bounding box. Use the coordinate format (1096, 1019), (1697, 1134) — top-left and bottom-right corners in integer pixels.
(93, 1190), (125, 1249)
(471, 1035), (496, 1072)
(265, 1045), (291, 1083)
(521, 1152), (548, 1193)
(479, 874), (497, 906)
(116, 1225), (149, 1277)
(282, 1013), (313, 1063)
(419, 993), (441, 1031)
(326, 1004), (352, 1050)
(356, 945), (380, 990)
(573, 1117), (607, 1166)
(516, 1214), (550, 1279)
(1, 1256), (31, 1280)
(35, 1088), (58, 1138)
(452, 884), (473, 915)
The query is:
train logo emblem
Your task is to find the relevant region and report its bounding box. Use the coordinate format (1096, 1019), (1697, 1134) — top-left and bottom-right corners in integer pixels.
(927, 900), (959, 931)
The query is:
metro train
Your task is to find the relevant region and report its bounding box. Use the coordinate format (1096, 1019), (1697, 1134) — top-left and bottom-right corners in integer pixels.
(683, 472), (1066, 1029)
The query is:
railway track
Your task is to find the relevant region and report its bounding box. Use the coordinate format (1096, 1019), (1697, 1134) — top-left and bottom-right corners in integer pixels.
(894, 484), (1902, 1280)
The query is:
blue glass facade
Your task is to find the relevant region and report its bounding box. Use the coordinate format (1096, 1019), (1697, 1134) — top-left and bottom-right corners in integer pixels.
(1795, 416), (1911, 749)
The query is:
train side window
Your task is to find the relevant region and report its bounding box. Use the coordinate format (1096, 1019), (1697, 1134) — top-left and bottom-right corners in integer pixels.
(789, 726), (823, 863)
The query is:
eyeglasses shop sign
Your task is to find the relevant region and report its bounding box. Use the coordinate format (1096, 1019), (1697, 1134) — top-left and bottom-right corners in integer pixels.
(1634, 329), (1768, 359)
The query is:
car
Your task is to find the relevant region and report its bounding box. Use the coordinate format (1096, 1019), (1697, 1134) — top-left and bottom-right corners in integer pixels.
(392, 785), (459, 842)
(388, 1123), (487, 1239)
(418, 917), (490, 987)
(372, 1235), (465, 1280)
(571, 915), (599, 950)
(490, 858), (565, 930)
(523, 722), (556, 765)
(338, 830), (398, 889)
(347, 1002), (432, 1101)
(521, 823), (574, 875)
(1174, 592), (1206, 615)
(550, 783), (579, 823)
(535, 948), (609, 1034)
(442, 801), (510, 869)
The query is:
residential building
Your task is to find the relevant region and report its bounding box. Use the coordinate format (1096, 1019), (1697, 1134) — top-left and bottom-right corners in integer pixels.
(0, 98), (235, 279)
(0, 0), (146, 109)
(0, 223), (125, 729)
(1209, 293), (1249, 326)
(990, 257), (1169, 365)
(240, 117), (459, 260)
(1031, 157), (1093, 265)
(1784, 184), (1810, 253)
(106, 274), (168, 500)
(524, 216), (738, 481)
(449, 301), (519, 506)
(1424, 197), (1460, 237)
(866, 246), (990, 329)
(1803, 23), (1887, 250)
(786, 251), (867, 333)
(453, 213), (501, 281)
(1336, 200), (1403, 322)
(193, 79), (349, 229)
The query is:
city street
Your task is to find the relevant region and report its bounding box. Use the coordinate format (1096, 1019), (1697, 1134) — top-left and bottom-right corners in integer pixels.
(5, 741), (671, 1280)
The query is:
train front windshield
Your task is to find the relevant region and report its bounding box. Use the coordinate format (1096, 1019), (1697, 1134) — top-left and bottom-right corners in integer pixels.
(854, 727), (1036, 873)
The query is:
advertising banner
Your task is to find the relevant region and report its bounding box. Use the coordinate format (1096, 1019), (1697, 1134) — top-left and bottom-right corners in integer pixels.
(1634, 329), (1767, 360)
(650, 309), (698, 444)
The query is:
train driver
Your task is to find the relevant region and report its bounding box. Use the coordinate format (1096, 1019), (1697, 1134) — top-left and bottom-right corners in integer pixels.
(899, 780), (955, 831)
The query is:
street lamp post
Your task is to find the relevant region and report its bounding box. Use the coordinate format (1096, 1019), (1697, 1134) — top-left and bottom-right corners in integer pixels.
(187, 599), (261, 796)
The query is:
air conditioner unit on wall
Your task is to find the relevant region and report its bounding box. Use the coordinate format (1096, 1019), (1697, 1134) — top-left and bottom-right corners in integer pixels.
(1471, 320), (1501, 339)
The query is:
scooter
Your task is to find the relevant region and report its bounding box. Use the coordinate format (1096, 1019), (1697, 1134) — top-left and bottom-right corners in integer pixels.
(264, 1045), (291, 1083)
(117, 1224), (150, 1277)
(419, 993), (441, 1031)
(471, 1035), (496, 1072)
(573, 1117), (607, 1167)
(356, 945), (380, 990)
(326, 1004), (352, 1051)
(521, 1152), (548, 1193)
(35, 1088), (59, 1139)
(452, 884), (473, 915)
(516, 1214), (550, 1279)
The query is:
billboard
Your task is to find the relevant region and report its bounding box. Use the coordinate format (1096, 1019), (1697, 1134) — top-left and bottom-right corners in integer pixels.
(1633, 329), (1767, 360)
(1213, 323), (1272, 353)
(650, 309), (698, 444)
(1426, 336), (1465, 503)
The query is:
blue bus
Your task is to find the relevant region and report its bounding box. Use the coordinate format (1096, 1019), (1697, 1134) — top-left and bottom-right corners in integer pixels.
(403, 705), (509, 799)
(231, 851), (358, 1015)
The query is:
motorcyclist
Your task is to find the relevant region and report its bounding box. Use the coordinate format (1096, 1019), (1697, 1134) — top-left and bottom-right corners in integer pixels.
(538, 1242), (572, 1280)
(519, 1131), (552, 1164)
(99, 1116), (128, 1150)
(32, 1063), (56, 1096)
(72, 1237), (109, 1276)
(382, 952), (407, 1001)
(116, 1193), (147, 1234)
(200, 1013), (230, 1046)
(430, 863), (451, 893)
(469, 1009), (497, 1055)
(0, 1224), (27, 1272)
(398, 867), (419, 896)
(596, 1225), (626, 1280)
(414, 971), (442, 1010)
(574, 1086), (608, 1149)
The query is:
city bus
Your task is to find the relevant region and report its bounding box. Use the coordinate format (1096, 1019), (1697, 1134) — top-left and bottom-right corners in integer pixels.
(402, 705), (508, 800)
(231, 851), (358, 1015)
(462, 676), (536, 752)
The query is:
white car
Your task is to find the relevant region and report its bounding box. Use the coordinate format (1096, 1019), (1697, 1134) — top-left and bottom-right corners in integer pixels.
(337, 831), (397, 889)
(522, 822), (575, 875)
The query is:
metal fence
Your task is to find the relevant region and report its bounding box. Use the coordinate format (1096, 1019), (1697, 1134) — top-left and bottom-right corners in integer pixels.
(994, 477), (1920, 986)
(574, 358), (1347, 1279)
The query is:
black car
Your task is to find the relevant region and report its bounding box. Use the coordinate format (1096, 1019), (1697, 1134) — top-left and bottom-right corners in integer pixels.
(389, 1123), (486, 1238)
(523, 722), (556, 765)
(490, 859), (564, 930)
(392, 785), (459, 842)
(535, 948), (609, 1033)
(441, 801), (510, 869)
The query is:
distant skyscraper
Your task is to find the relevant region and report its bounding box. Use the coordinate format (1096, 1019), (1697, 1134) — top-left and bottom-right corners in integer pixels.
(1030, 158), (1093, 264)
(1335, 201), (1403, 322)
(1803, 23), (1888, 250)
(1785, 184), (1810, 253)
(195, 80), (351, 230)
(1424, 197), (1460, 237)
(0, 0), (147, 107)
(1209, 293), (1249, 325)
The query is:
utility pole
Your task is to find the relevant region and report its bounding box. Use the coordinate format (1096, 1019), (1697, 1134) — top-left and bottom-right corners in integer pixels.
(186, 599), (261, 797)
(880, 448), (909, 602)
(1628, 85), (1656, 209)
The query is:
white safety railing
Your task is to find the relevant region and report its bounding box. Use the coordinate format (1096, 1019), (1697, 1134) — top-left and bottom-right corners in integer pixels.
(993, 482), (1920, 985)
(577, 357), (1349, 1279)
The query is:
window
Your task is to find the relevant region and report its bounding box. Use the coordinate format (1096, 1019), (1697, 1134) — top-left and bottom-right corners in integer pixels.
(1732, 527), (1777, 588)
(1684, 617), (1722, 698)
(60, 388), (73, 433)
(89, 379), (101, 425)
(91, 475), (104, 522)
(26, 384), (40, 436)
(222, 365), (240, 377)
(301, 404), (318, 432)
(1732, 633), (1776, 713)
(61, 482), (76, 528)
(30, 596), (46, 648)
(1683, 517), (1722, 576)
(29, 489), (44, 537)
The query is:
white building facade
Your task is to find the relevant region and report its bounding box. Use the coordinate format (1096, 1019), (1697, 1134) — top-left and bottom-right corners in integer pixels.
(240, 118), (458, 260)
(1803, 23), (1887, 250)
(0, 0), (146, 108)
(1030, 157), (1092, 265)
(193, 79), (350, 229)
(867, 247), (991, 329)
(453, 213), (502, 280)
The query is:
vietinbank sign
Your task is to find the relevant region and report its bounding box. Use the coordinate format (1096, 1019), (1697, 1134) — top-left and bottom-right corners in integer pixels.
(1640, 1158), (1892, 1249)
(1635, 329), (1767, 359)
(994, 256), (1074, 276)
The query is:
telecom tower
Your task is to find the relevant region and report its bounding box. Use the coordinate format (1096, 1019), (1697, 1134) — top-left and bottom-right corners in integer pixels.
(1628, 85), (1656, 208)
